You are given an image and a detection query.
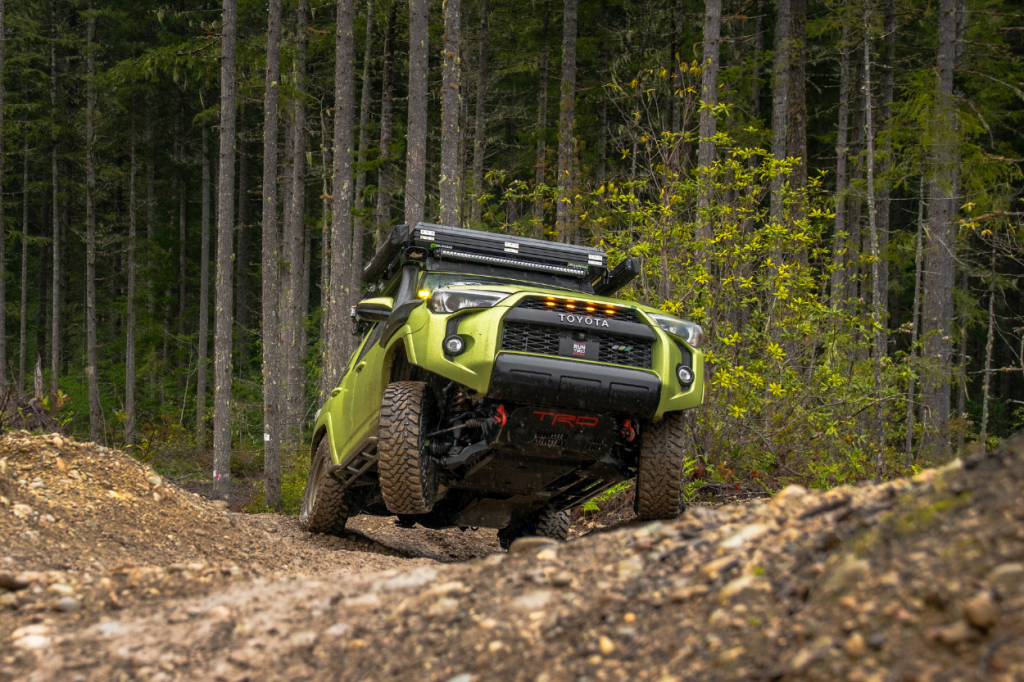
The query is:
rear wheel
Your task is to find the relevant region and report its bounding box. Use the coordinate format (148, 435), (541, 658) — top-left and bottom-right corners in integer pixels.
(378, 381), (440, 515)
(634, 411), (688, 520)
(299, 437), (350, 535)
(498, 506), (572, 550)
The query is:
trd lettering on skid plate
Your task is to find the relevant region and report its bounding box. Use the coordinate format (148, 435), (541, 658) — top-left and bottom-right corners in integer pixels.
(533, 411), (600, 427)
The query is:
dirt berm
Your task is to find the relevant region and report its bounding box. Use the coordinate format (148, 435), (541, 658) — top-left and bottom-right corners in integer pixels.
(3, 431), (1024, 681)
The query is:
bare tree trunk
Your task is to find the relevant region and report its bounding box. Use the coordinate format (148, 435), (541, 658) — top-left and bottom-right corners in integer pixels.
(786, 0), (806, 191)
(213, 0), (239, 499)
(877, 0), (895, 327)
(846, 54), (863, 303)
(376, 2), (397, 246)
(471, 0), (489, 226)
(405, 0), (429, 227)
(0, 0), (5, 392)
(831, 20), (851, 306)
(555, 0), (577, 242)
(956, 267), (968, 453)
(261, 0), (285, 509)
(769, 0), (791, 224)
(177, 99), (188, 393)
(696, 0), (721, 243)
(19, 135), (28, 391)
(921, 0), (959, 459)
(126, 121), (138, 445)
(85, 4), (100, 441)
(458, 14), (469, 226)
(979, 245), (996, 447)
(358, 0), (378, 249)
(281, 0), (310, 450)
(904, 176), (924, 465)
(327, 0), (357, 391)
(533, 0), (551, 229)
(863, 5), (884, 479)
(235, 134), (251, 362)
(49, 0), (59, 401)
(439, 0), (461, 225)
(197, 120), (211, 442)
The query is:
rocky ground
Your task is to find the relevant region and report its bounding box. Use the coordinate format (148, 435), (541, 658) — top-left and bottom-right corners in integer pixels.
(2, 431), (1024, 681)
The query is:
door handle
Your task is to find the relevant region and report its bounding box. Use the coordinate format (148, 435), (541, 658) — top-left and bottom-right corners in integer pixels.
(355, 362), (366, 373)
(330, 387), (342, 397)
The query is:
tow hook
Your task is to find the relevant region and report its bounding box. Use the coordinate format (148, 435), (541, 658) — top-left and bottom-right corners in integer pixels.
(620, 419), (636, 442)
(495, 404), (508, 427)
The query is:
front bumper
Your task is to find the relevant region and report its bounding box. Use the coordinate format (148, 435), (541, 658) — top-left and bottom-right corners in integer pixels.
(488, 353), (661, 417)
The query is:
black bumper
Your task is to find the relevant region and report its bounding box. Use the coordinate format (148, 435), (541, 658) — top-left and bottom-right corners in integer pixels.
(488, 352), (662, 417)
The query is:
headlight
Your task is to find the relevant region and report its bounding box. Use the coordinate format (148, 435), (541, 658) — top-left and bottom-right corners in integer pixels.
(649, 313), (705, 348)
(428, 289), (509, 314)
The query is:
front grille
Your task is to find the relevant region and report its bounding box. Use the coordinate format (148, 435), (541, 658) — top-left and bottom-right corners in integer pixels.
(501, 322), (561, 355)
(501, 321), (653, 369)
(517, 297), (641, 324)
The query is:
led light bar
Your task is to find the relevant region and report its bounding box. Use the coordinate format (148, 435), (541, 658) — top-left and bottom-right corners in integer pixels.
(436, 248), (589, 277)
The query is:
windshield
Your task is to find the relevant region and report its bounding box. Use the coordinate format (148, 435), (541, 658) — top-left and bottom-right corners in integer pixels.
(420, 272), (578, 292)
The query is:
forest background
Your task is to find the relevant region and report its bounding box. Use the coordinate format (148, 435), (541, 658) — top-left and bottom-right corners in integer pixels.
(0, 0), (1021, 510)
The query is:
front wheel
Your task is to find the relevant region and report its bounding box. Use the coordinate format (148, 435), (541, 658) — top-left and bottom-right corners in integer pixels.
(299, 437), (350, 535)
(377, 381), (440, 515)
(634, 411), (688, 520)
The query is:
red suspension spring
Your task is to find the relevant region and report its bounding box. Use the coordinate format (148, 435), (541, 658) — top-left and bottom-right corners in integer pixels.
(450, 390), (470, 413)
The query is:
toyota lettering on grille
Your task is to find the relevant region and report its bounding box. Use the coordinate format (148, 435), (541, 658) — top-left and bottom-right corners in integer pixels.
(558, 313), (610, 328)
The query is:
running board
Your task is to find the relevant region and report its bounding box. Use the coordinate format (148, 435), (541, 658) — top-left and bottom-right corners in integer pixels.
(327, 436), (378, 491)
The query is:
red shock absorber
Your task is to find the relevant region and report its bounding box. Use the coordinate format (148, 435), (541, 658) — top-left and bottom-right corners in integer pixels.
(620, 419), (636, 442)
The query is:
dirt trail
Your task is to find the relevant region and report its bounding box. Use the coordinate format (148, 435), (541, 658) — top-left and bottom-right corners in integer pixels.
(3, 432), (1024, 682)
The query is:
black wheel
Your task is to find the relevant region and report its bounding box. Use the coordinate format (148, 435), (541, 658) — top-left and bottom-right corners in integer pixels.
(299, 437), (350, 535)
(377, 381), (439, 515)
(497, 506), (572, 550)
(634, 410), (688, 520)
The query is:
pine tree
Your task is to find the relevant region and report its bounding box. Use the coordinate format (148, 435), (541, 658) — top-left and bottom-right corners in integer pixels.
(405, 0), (429, 226)
(439, 0), (461, 226)
(555, 0), (577, 242)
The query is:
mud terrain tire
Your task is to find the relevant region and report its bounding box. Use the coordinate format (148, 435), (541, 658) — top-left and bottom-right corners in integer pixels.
(378, 381), (439, 515)
(299, 437), (350, 535)
(497, 506), (571, 550)
(634, 410), (688, 520)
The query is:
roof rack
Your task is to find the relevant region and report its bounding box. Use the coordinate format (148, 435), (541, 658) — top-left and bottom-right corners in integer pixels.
(363, 223), (610, 284)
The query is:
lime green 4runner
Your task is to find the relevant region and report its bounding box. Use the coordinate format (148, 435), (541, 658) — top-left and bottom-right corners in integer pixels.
(300, 223), (705, 548)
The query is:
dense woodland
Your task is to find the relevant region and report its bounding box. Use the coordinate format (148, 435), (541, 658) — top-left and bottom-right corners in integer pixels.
(0, 0), (1021, 507)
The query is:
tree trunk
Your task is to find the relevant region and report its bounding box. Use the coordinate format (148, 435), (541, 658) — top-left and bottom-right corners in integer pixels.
(920, 0), (959, 459)
(769, 0), (791, 224)
(261, 0), (285, 509)
(49, 0), (59, 401)
(877, 0), (895, 328)
(0, 0), (5, 391)
(979, 245), (996, 447)
(785, 0), (806, 191)
(533, 0), (551, 230)
(555, 0), (577, 242)
(405, 0), (429, 227)
(471, 0), (490, 226)
(696, 0), (721, 242)
(328, 0), (357, 390)
(197, 120), (211, 442)
(213, 0), (239, 499)
(177, 99), (188, 393)
(439, 0), (461, 225)
(956, 267), (968, 454)
(458, 13), (469, 226)
(905, 175), (925, 465)
(376, 2), (398, 246)
(85, 5), (100, 441)
(862, 4), (884, 478)
(846, 55), (863, 302)
(354, 0), (375, 253)
(235, 134), (250, 362)
(831, 19), (851, 306)
(19, 134), (28, 392)
(281, 0), (310, 450)
(126, 122), (138, 445)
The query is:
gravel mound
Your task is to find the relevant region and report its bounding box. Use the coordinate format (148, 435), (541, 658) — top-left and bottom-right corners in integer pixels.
(3, 432), (1024, 681)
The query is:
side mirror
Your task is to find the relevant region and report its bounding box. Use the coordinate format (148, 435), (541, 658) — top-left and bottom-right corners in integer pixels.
(353, 297), (393, 323)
